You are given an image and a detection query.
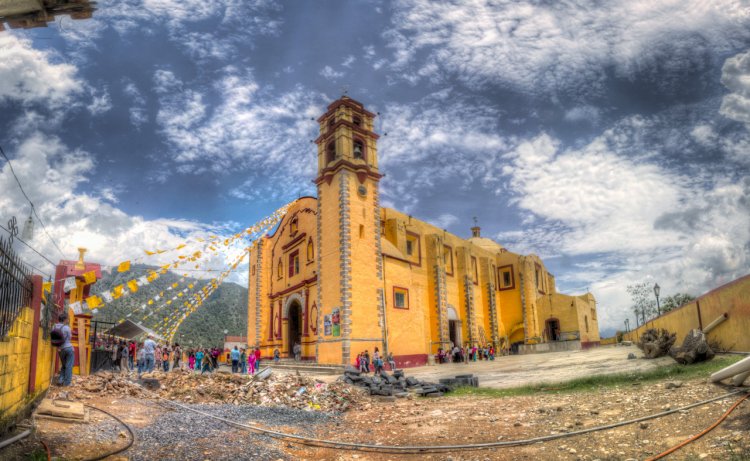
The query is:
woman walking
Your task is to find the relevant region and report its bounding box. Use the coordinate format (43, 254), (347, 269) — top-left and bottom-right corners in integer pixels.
(248, 348), (257, 374)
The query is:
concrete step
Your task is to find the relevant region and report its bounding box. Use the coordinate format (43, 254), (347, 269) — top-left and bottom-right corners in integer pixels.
(268, 361), (345, 375)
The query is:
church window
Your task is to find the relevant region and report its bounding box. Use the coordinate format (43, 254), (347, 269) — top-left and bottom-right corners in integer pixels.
(393, 287), (409, 309)
(471, 256), (478, 285)
(251, 265), (255, 276)
(353, 139), (365, 160)
(443, 244), (454, 276)
(288, 250), (300, 277)
(498, 265), (514, 290)
(326, 141), (336, 164)
(535, 263), (545, 294)
(353, 116), (362, 127)
(277, 258), (283, 279)
(359, 224), (365, 239)
(585, 315), (589, 333)
(307, 238), (314, 261)
(328, 117), (335, 130)
(290, 217), (298, 235)
(405, 232), (421, 265)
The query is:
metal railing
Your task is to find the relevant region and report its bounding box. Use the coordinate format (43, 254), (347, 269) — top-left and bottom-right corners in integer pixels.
(0, 235), (33, 338)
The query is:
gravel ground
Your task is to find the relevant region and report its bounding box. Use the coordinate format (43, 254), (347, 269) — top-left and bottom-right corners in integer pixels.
(128, 402), (335, 461)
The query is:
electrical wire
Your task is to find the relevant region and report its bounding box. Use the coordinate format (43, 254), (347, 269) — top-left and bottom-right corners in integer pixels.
(79, 404), (135, 461)
(645, 393), (749, 461)
(0, 222), (57, 271)
(0, 145), (67, 260)
(144, 386), (747, 454)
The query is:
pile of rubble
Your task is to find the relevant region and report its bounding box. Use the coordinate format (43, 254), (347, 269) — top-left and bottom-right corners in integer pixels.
(57, 369), (367, 412)
(340, 366), (458, 398)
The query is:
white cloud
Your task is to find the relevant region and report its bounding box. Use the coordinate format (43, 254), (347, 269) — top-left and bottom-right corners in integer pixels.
(320, 65), (344, 80)
(87, 87), (113, 115)
(720, 49), (750, 128)
(377, 92), (509, 212)
(564, 105), (601, 124)
(496, 115), (750, 332)
(0, 134), (248, 281)
(431, 213), (459, 229)
(154, 69), (325, 200)
(0, 34), (81, 107)
(386, 0), (750, 94)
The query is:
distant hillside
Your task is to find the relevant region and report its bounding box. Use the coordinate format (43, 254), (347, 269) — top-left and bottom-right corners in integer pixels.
(91, 264), (247, 347)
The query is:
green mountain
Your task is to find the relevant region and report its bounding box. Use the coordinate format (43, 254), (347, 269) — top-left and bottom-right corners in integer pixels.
(91, 264), (248, 347)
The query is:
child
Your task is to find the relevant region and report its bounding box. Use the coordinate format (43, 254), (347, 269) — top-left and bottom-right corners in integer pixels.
(188, 351), (195, 370)
(195, 349), (204, 374)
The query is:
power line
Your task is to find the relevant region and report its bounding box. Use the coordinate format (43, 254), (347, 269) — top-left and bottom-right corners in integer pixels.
(0, 144), (67, 260)
(0, 222), (56, 273)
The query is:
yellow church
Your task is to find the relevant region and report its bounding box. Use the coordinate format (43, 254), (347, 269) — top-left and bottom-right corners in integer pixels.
(248, 96), (600, 367)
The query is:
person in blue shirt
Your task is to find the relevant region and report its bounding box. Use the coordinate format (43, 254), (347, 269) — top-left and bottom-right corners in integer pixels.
(194, 349), (204, 374)
(52, 313), (74, 386)
(230, 346), (240, 373)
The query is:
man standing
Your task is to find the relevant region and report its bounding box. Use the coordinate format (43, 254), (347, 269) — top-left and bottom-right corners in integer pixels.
(230, 346), (240, 373)
(51, 313), (74, 386)
(172, 343), (182, 371)
(128, 341), (136, 370)
(143, 335), (157, 372)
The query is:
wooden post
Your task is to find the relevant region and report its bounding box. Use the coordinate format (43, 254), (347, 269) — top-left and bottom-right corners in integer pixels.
(27, 275), (43, 394)
(77, 317), (88, 376)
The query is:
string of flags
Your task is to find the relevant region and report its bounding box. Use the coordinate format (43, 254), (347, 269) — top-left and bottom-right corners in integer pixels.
(70, 204), (290, 335)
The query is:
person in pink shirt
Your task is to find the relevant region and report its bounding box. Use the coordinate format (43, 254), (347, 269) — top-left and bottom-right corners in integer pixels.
(188, 350), (195, 370)
(248, 348), (257, 374)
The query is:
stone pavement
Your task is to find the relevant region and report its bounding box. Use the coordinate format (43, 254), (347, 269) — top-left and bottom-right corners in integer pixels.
(398, 345), (674, 389)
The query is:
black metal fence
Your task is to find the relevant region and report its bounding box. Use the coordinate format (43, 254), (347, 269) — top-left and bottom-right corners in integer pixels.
(0, 235), (33, 338)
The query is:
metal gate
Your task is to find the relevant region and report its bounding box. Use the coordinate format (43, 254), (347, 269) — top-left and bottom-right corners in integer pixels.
(0, 235), (33, 338)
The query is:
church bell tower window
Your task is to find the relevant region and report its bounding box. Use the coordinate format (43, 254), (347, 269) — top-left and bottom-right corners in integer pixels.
(326, 141), (336, 164)
(353, 139), (364, 160)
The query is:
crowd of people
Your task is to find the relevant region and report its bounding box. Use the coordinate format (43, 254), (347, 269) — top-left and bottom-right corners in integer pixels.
(355, 347), (396, 374)
(437, 343), (499, 363)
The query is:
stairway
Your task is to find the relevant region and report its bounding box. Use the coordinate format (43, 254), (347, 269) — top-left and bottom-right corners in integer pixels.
(267, 358), (345, 375)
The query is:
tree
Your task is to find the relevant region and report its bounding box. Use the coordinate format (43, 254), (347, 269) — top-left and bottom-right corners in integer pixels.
(627, 282), (657, 325)
(660, 293), (696, 313)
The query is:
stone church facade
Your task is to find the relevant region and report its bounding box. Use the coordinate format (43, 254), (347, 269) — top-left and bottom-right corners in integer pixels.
(248, 96), (600, 367)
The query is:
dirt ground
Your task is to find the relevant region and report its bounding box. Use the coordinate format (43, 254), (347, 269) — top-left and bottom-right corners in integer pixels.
(3, 374), (745, 461)
(3, 347), (748, 461)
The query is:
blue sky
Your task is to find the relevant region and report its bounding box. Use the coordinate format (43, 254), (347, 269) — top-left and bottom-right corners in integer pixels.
(1, 0), (749, 335)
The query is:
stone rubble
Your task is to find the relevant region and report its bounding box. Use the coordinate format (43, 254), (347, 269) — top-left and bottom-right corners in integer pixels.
(51, 369), (368, 412)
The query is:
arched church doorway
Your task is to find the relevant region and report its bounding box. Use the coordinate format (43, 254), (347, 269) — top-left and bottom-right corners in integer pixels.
(287, 301), (302, 356)
(545, 318), (560, 341)
(447, 306), (462, 347)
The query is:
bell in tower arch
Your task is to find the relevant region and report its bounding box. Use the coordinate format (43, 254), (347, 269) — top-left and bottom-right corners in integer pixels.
(353, 139), (364, 160)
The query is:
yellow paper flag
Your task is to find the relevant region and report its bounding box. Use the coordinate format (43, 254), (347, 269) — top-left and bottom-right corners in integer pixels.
(112, 285), (124, 299)
(83, 271), (97, 284)
(117, 261), (131, 273)
(127, 280), (139, 293)
(86, 295), (102, 309)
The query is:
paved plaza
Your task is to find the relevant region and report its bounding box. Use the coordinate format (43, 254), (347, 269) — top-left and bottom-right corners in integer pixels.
(401, 345), (673, 389)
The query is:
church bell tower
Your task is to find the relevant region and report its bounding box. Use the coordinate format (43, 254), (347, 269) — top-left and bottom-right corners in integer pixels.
(314, 96), (384, 365)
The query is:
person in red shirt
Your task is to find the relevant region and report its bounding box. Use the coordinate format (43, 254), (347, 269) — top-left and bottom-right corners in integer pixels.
(128, 341), (136, 371)
(254, 347), (261, 368)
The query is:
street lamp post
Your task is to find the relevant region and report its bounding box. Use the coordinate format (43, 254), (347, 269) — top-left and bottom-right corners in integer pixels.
(624, 318), (630, 332)
(654, 283), (661, 317)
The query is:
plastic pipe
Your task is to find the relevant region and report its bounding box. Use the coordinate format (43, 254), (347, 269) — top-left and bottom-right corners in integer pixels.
(710, 355), (750, 383)
(731, 370), (750, 387)
(0, 429), (31, 449)
(702, 313), (728, 334)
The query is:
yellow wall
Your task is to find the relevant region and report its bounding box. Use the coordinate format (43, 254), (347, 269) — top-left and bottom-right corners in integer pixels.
(0, 306), (54, 432)
(624, 274), (750, 352)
